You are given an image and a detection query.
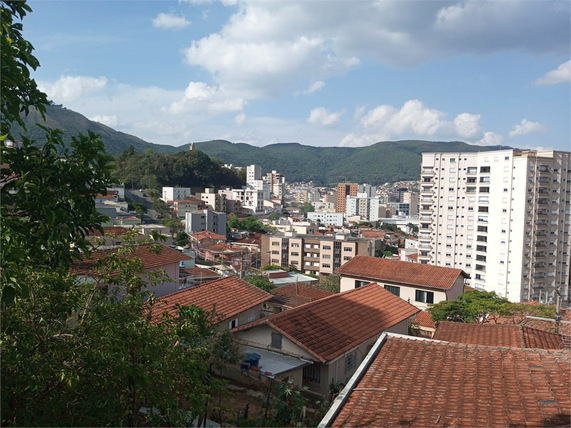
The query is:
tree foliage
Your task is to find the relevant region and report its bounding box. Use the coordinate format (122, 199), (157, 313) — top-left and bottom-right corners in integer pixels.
(243, 273), (275, 293)
(428, 290), (556, 324)
(316, 275), (340, 293)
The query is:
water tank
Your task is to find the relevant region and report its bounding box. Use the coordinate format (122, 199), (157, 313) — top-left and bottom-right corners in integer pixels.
(244, 352), (261, 367)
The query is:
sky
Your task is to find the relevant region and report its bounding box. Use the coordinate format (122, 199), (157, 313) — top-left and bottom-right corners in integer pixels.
(24, 0), (571, 151)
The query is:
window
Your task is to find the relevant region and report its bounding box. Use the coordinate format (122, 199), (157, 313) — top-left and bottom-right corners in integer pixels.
(385, 285), (400, 297)
(323, 245), (331, 250)
(271, 332), (283, 349)
(415, 290), (434, 304)
(322, 254), (331, 259)
(344, 247), (353, 252)
(345, 351), (357, 372)
(272, 242), (279, 246)
(229, 318), (239, 329)
(303, 365), (321, 383)
(343, 256), (352, 261)
(355, 280), (370, 288)
(291, 252), (299, 257)
(322, 263), (331, 268)
(292, 243), (300, 248)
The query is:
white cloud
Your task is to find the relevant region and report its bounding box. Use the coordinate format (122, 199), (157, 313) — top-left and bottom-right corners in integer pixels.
(477, 131), (504, 146)
(307, 107), (343, 127)
(338, 132), (387, 147)
(295, 81), (325, 96)
(235, 113), (246, 125)
(454, 113), (482, 138)
(90, 115), (119, 127)
(167, 81), (245, 115)
(38, 75), (108, 103)
(509, 119), (547, 138)
(534, 60), (571, 86)
(152, 12), (191, 30)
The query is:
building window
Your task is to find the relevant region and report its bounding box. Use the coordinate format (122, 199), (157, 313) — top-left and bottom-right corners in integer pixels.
(344, 256), (352, 261)
(344, 247), (353, 252)
(303, 364), (321, 384)
(271, 332), (283, 349)
(292, 243), (300, 248)
(385, 285), (400, 297)
(323, 245), (331, 250)
(272, 242), (279, 246)
(355, 280), (370, 288)
(322, 254), (331, 259)
(229, 318), (239, 329)
(345, 351), (357, 372)
(415, 290), (434, 304)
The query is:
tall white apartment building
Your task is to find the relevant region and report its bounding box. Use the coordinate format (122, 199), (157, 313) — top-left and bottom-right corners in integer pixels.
(246, 164), (271, 200)
(161, 187), (192, 202)
(419, 150), (571, 304)
(346, 193), (380, 222)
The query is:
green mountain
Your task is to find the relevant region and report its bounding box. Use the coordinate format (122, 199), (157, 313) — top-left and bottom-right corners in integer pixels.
(14, 105), (508, 185)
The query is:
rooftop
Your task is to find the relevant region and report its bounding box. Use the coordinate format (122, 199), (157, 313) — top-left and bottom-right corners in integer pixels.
(413, 310), (436, 329)
(233, 283), (419, 363)
(190, 230), (227, 241)
(433, 322), (565, 350)
(270, 282), (333, 308)
(151, 275), (272, 323)
(325, 335), (571, 428)
(335, 255), (468, 290)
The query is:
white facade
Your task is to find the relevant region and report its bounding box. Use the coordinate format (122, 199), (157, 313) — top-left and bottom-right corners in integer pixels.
(246, 165), (262, 185)
(200, 188), (227, 212)
(307, 212), (344, 226)
(162, 187), (192, 202)
(346, 194), (380, 222)
(221, 186), (264, 215)
(420, 149), (571, 304)
(185, 210), (227, 236)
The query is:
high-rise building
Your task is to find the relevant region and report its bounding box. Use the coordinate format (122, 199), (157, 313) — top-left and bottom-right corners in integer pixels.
(337, 183), (359, 214)
(346, 193), (380, 222)
(419, 149), (571, 304)
(264, 170), (286, 199)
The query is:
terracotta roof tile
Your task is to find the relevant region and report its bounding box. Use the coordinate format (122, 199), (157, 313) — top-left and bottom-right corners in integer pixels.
(151, 276), (272, 323)
(190, 230), (227, 241)
(335, 255), (468, 290)
(330, 336), (571, 428)
(234, 283), (419, 362)
(413, 310), (436, 329)
(270, 282), (333, 307)
(72, 244), (191, 276)
(202, 243), (245, 254)
(87, 226), (134, 237)
(180, 267), (221, 279)
(433, 322), (564, 349)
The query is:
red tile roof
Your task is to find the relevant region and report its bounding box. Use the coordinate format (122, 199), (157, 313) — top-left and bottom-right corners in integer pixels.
(190, 230), (227, 241)
(330, 336), (571, 428)
(72, 244), (191, 275)
(270, 282), (333, 307)
(433, 322), (564, 349)
(335, 255), (468, 290)
(233, 283), (419, 363)
(413, 310), (436, 329)
(494, 301), (571, 333)
(176, 197), (202, 204)
(151, 276), (272, 323)
(87, 226), (134, 237)
(180, 267), (221, 279)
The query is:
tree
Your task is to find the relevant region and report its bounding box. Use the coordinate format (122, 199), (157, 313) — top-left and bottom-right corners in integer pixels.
(174, 231), (189, 247)
(161, 217), (184, 234)
(261, 264), (283, 271)
(299, 202), (315, 218)
(428, 290), (556, 324)
(268, 212), (280, 221)
(243, 273), (275, 293)
(152, 198), (170, 218)
(128, 202), (147, 218)
(316, 275), (340, 293)
(406, 222), (419, 237)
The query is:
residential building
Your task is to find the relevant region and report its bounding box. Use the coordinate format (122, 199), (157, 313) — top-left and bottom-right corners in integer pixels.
(173, 197), (206, 219)
(185, 209), (226, 235)
(307, 212), (344, 226)
(219, 186), (264, 215)
(420, 149), (571, 303)
(246, 164), (262, 184)
(232, 284), (419, 394)
(336, 183), (359, 214)
(261, 232), (380, 276)
(189, 230), (227, 249)
(262, 269), (319, 288)
(335, 255), (468, 310)
(358, 183), (377, 197)
(151, 276), (272, 330)
(264, 170), (286, 199)
(162, 186), (192, 202)
(199, 187), (227, 212)
(312, 201), (336, 213)
(265, 282), (333, 314)
(319, 332), (570, 428)
(346, 193), (380, 222)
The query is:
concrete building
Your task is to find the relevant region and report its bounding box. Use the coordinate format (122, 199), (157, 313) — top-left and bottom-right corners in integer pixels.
(219, 186), (264, 215)
(162, 187), (192, 202)
(336, 183), (359, 214)
(185, 209), (227, 236)
(261, 232), (380, 276)
(307, 212), (344, 226)
(199, 188), (227, 212)
(246, 165), (271, 200)
(420, 149), (571, 304)
(264, 170), (286, 199)
(346, 193), (380, 222)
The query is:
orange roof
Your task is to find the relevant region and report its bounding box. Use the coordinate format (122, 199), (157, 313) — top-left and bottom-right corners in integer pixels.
(413, 310), (436, 329)
(180, 267), (221, 279)
(233, 283), (419, 363)
(176, 197), (202, 204)
(335, 255), (467, 290)
(407, 253), (418, 262)
(270, 282), (333, 307)
(151, 276), (272, 323)
(433, 322), (564, 349)
(190, 230), (227, 241)
(87, 226), (134, 237)
(202, 243), (245, 254)
(329, 336), (571, 428)
(72, 244), (191, 275)
(361, 231), (385, 239)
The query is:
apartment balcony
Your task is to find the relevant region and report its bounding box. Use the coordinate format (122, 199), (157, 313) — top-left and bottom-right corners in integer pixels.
(532, 283), (543, 289)
(537, 199), (549, 205)
(420, 208), (432, 216)
(421, 197), (432, 203)
(467, 168), (477, 175)
(536, 210), (549, 217)
(418, 243), (432, 249)
(535, 242), (547, 248)
(421, 168), (434, 175)
(534, 252), (546, 258)
(420, 215), (432, 221)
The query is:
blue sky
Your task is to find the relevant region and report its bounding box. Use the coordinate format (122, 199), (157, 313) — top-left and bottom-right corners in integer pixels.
(25, 0), (570, 151)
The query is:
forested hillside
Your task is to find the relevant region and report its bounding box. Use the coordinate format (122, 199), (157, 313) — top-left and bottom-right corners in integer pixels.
(15, 104), (507, 185)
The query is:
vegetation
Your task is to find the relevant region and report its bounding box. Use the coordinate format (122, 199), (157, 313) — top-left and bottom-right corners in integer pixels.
(298, 202), (315, 218)
(428, 290), (556, 324)
(316, 275), (341, 293)
(244, 273), (275, 293)
(128, 202), (147, 218)
(227, 214), (272, 234)
(1, 3), (240, 425)
(261, 264), (283, 271)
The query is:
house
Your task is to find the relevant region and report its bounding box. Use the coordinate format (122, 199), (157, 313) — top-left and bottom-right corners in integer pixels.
(335, 255), (468, 310)
(262, 269), (319, 288)
(197, 243), (254, 271)
(185, 209), (226, 236)
(173, 197), (206, 218)
(265, 282), (333, 313)
(432, 321), (565, 349)
(409, 310), (436, 338)
(232, 283), (419, 394)
(319, 333), (571, 428)
(179, 266), (222, 287)
(150, 276), (272, 330)
(189, 230), (227, 249)
(72, 244), (192, 298)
